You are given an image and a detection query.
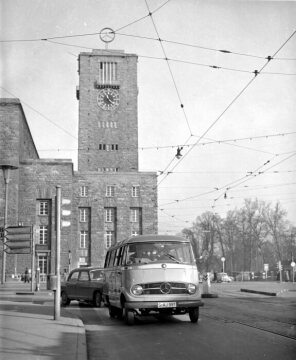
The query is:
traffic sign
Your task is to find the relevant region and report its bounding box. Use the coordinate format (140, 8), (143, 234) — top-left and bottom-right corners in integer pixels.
(277, 261), (283, 271)
(5, 226), (32, 237)
(264, 264), (269, 272)
(4, 226), (32, 253)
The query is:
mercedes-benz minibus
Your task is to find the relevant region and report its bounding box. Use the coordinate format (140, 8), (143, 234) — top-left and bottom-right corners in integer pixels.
(103, 234), (203, 325)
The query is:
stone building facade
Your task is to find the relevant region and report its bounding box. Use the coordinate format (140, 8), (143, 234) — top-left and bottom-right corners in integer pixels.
(0, 49), (158, 282)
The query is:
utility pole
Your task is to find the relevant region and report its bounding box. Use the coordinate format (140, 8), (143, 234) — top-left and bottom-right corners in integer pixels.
(54, 186), (61, 320)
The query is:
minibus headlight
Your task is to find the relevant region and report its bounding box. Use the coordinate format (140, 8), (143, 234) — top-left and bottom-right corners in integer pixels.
(131, 285), (143, 295)
(187, 283), (196, 294)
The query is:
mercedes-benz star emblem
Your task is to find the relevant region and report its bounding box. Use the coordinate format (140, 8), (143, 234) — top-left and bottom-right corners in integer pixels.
(160, 282), (171, 294)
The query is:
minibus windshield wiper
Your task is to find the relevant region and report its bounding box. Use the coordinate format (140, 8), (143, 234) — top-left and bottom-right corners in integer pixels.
(164, 253), (181, 263)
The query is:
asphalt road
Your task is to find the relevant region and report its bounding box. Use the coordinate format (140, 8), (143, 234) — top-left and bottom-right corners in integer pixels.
(64, 284), (296, 360)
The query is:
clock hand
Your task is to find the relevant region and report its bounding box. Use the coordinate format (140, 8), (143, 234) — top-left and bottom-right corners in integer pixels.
(105, 93), (115, 104)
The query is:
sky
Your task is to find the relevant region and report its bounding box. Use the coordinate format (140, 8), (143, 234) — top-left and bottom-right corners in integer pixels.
(1, 0), (296, 234)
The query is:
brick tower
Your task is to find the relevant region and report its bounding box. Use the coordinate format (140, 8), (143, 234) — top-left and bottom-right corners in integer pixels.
(77, 49), (139, 172)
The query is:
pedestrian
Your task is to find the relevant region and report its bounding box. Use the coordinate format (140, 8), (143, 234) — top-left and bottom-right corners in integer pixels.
(24, 267), (29, 283)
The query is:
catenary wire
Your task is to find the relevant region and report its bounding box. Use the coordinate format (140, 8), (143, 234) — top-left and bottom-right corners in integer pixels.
(157, 29), (296, 187)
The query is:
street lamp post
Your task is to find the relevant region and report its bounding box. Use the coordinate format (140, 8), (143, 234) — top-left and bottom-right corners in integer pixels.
(221, 256), (225, 273)
(1, 164), (18, 284)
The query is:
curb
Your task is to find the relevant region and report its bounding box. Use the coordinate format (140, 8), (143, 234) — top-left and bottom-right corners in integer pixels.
(15, 291), (53, 296)
(58, 316), (88, 360)
(240, 289), (277, 296)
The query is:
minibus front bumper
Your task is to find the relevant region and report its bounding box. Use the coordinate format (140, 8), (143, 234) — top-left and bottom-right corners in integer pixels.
(125, 299), (204, 310)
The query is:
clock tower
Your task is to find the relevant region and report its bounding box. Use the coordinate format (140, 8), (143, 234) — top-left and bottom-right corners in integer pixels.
(77, 49), (139, 172)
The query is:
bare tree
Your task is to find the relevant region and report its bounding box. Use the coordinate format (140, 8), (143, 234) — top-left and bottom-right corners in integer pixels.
(264, 201), (287, 262)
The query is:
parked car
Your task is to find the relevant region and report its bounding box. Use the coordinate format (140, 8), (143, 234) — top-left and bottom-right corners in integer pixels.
(217, 272), (233, 282)
(61, 267), (105, 307)
(235, 272), (251, 281)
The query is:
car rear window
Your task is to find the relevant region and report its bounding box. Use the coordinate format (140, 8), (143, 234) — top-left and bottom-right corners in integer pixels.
(90, 270), (103, 279)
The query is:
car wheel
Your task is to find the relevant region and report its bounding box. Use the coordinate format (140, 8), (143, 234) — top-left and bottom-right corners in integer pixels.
(116, 307), (123, 319)
(93, 292), (102, 308)
(188, 307), (199, 323)
(109, 305), (117, 318)
(124, 307), (135, 326)
(61, 291), (71, 306)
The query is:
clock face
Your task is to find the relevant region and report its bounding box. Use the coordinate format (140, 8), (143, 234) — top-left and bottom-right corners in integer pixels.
(97, 88), (119, 110)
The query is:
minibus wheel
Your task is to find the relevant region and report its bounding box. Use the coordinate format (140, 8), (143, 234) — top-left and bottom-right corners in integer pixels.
(124, 308), (135, 325)
(188, 307), (199, 323)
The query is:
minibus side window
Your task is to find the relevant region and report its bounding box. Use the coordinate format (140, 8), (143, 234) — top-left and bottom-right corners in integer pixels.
(116, 246), (124, 265)
(109, 249), (116, 267)
(121, 246), (127, 265)
(104, 251), (110, 268)
(113, 247), (121, 266)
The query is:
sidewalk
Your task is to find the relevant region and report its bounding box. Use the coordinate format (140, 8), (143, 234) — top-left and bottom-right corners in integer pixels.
(0, 281), (87, 360)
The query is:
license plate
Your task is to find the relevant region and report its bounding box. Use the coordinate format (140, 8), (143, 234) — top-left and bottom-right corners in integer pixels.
(158, 302), (176, 308)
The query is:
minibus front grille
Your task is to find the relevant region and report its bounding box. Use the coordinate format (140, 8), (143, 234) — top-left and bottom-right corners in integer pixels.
(141, 282), (188, 295)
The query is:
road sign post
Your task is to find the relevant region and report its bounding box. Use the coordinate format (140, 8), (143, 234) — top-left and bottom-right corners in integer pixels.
(221, 257), (225, 273)
(264, 264), (269, 280)
(291, 261), (295, 283)
(277, 261), (283, 282)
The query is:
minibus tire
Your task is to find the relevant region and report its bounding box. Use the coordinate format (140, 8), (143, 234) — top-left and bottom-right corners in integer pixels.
(93, 291), (102, 308)
(189, 307), (199, 323)
(124, 308), (135, 325)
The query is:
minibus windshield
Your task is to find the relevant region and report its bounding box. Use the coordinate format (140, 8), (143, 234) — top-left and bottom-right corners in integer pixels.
(125, 241), (195, 265)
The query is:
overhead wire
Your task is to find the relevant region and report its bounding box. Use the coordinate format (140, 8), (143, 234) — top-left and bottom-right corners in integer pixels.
(2, 21), (295, 63)
(159, 151), (296, 207)
(157, 29), (296, 187)
(144, 0), (193, 137)
(31, 39), (296, 76)
(0, 86), (78, 140)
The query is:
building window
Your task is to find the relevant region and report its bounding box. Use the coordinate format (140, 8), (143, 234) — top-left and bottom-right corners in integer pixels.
(130, 208), (140, 223)
(105, 231), (114, 248)
(39, 201), (49, 215)
(105, 208), (115, 222)
(80, 208), (87, 222)
(80, 186), (88, 197)
(99, 143), (118, 151)
(132, 186), (140, 197)
(99, 167), (119, 172)
(98, 121), (117, 128)
(39, 226), (48, 245)
(79, 257), (88, 266)
(106, 185), (115, 197)
(80, 231), (88, 248)
(99, 62), (118, 84)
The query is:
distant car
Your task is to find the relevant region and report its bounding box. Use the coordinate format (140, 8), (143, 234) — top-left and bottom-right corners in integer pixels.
(235, 272), (251, 281)
(217, 272), (233, 283)
(61, 267), (105, 307)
